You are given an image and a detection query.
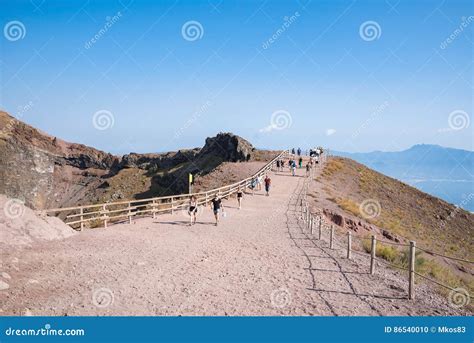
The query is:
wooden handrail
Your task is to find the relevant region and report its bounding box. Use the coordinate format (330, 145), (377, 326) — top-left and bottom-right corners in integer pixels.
(46, 150), (289, 229)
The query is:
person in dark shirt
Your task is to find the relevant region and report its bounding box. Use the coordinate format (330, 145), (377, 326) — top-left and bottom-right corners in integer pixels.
(210, 195), (224, 226)
(264, 175), (271, 196)
(237, 187), (243, 209)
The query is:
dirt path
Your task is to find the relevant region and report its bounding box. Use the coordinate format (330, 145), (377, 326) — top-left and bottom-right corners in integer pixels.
(0, 163), (466, 316)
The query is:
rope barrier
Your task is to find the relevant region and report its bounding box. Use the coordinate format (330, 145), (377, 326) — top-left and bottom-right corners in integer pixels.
(416, 247), (474, 264)
(414, 271), (474, 297)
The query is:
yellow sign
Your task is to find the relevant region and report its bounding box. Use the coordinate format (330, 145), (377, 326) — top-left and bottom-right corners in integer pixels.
(189, 173), (193, 184)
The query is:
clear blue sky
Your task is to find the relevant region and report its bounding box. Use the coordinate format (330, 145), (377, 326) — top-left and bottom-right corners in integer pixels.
(1, 0), (472, 154)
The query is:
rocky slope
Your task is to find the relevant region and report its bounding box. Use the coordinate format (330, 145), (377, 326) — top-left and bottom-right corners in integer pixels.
(309, 157), (473, 303)
(0, 111), (268, 210)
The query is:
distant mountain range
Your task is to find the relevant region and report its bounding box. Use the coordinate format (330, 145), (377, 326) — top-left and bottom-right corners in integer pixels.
(332, 144), (474, 211)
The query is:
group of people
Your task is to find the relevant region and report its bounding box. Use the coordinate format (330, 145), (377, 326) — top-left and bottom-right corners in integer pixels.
(186, 174), (272, 227)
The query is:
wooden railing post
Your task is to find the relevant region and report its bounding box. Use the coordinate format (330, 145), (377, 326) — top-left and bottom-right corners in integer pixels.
(347, 231), (352, 259)
(370, 235), (377, 275)
(409, 241), (416, 300)
(330, 225), (334, 249)
(79, 207), (84, 231)
(318, 216), (322, 240)
(171, 197), (174, 214)
(103, 204), (108, 228)
(152, 199), (156, 219)
(128, 202), (132, 224)
(310, 216), (314, 235)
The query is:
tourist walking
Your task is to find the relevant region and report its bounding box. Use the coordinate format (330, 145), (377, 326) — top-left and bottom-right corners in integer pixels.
(291, 160), (296, 176)
(298, 157), (303, 168)
(210, 195), (224, 226)
(237, 187), (243, 209)
(188, 196), (198, 226)
(264, 175), (271, 196)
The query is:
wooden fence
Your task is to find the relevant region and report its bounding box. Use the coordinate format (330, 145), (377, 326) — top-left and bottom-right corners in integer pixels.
(298, 162), (473, 302)
(45, 150), (289, 230)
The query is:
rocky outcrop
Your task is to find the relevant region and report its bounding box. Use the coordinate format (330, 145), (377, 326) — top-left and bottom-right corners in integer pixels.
(0, 111), (263, 209)
(197, 132), (254, 163)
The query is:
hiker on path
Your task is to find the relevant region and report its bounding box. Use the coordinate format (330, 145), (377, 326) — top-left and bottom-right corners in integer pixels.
(298, 157), (303, 168)
(237, 187), (243, 209)
(297, 148), (301, 156)
(305, 163), (311, 176)
(256, 175), (263, 191)
(264, 175), (271, 196)
(276, 160), (280, 172)
(291, 148), (295, 155)
(291, 161), (296, 176)
(188, 196), (198, 226)
(210, 195), (224, 226)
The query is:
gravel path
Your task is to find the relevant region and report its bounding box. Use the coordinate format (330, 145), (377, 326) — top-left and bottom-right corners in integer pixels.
(0, 165), (467, 316)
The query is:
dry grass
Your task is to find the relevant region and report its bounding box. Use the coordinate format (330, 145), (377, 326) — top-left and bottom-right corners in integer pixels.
(323, 157), (474, 304)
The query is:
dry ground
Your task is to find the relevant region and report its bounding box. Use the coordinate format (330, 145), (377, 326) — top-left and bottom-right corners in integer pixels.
(0, 161), (469, 316)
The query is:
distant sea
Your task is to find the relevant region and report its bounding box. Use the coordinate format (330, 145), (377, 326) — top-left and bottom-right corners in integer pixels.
(403, 179), (474, 212)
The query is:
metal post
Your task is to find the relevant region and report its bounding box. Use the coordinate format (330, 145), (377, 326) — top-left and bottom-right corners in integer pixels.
(330, 225), (334, 249)
(370, 235), (377, 275)
(347, 231), (352, 259)
(79, 207), (84, 231)
(409, 241), (416, 300)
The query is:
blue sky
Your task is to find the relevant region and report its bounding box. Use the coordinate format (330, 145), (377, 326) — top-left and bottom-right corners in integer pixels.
(1, 0), (472, 154)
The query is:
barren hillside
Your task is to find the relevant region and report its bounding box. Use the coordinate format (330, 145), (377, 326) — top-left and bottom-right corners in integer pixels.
(0, 111), (276, 209)
(309, 157), (473, 301)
